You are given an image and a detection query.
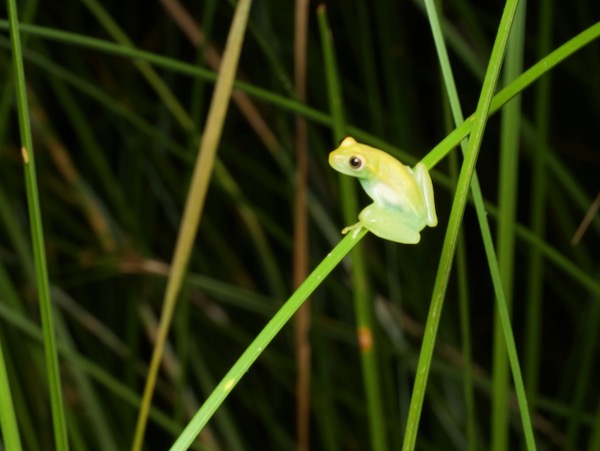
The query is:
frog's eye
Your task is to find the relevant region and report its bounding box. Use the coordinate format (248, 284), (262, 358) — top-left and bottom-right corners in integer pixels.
(349, 156), (363, 169)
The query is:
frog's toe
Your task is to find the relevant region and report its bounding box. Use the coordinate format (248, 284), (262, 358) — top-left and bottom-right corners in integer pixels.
(341, 222), (363, 237)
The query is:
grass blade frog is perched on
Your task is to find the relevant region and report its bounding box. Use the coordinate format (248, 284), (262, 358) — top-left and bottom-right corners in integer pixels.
(329, 137), (438, 244)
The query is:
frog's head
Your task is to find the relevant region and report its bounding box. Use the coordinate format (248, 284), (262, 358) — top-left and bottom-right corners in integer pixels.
(329, 136), (379, 179)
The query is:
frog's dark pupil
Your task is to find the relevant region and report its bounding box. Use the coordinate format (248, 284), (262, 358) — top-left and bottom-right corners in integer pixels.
(349, 156), (362, 168)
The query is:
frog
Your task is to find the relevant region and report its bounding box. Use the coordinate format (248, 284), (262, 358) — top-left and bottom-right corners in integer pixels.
(329, 137), (438, 244)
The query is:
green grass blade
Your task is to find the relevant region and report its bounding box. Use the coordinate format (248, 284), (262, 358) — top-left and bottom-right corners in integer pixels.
(423, 0), (479, 446)
(5, 1), (69, 449)
(474, 173), (537, 451)
(169, 228), (368, 451)
(491, 2), (527, 449)
(428, 0), (538, 446)
(402, 1), (523, 450)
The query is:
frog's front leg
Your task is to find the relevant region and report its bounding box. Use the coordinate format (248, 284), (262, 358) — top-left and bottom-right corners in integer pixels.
(358, 204), (422, 244)
(413, 162), (438, 227)
(341, 221), (364, 238)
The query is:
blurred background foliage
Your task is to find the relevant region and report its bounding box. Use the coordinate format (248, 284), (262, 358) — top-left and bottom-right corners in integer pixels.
(1, 0), (599, 450)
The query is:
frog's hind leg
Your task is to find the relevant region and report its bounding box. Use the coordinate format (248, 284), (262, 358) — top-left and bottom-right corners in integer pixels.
(359, 206), (422, 244)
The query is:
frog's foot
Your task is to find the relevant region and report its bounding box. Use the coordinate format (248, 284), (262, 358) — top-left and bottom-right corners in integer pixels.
(341, 222), (364, 238)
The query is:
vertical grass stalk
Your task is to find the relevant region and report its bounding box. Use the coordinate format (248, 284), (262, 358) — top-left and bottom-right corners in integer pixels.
(491, 2), (527, 449)
(318, 5), (388, 451)
(423, 1), (479, 446)
(402, 1), (524, 449)
(6, 0), (69, 449)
